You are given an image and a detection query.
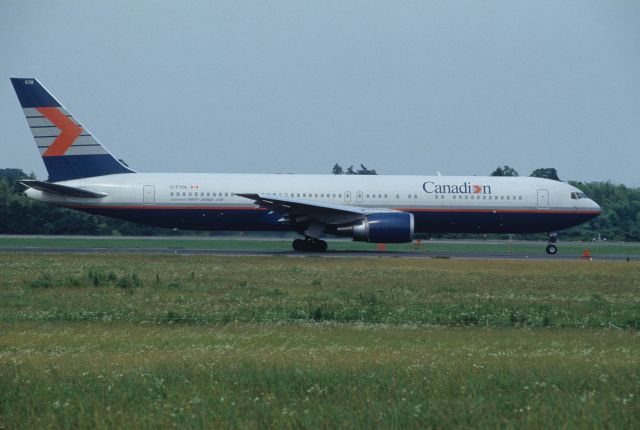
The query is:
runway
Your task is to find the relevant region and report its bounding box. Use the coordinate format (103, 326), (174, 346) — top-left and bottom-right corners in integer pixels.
(0, 246), (636, 261)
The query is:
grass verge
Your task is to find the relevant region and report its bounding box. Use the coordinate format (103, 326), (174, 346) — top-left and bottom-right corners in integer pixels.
(0, 254), (639, 428)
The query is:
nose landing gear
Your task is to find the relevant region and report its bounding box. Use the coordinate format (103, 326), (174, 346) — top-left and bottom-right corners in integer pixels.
(545, 232), (558, 255)
(292, 237), (328, 252)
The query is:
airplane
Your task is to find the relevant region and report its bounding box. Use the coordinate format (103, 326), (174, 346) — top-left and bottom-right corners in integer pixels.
(10, 78), (601, 254)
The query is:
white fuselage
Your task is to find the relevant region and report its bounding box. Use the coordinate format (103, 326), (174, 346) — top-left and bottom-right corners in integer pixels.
(26, 173), (601, 235)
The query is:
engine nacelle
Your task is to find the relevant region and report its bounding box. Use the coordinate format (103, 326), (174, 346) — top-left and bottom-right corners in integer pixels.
(337, 212), (414, 243)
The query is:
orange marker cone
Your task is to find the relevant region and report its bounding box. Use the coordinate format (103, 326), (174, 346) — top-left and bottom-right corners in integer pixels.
(582, 249), (591, 260)
(377, 243), (386, 252)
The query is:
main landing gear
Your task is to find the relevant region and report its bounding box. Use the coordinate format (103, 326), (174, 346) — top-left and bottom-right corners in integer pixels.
(545, 232), (558, 255)
(292, 237), (328, 252)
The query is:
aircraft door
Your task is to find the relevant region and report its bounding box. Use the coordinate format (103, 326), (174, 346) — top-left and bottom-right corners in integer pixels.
(344, 191), (351, 203)
(355, 191), (363, 203)
(537, 189), (549, 209)
(143, 185), (155, 205)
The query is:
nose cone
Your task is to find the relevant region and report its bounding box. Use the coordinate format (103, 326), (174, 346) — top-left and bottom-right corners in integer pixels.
(586, 199), (601, 218)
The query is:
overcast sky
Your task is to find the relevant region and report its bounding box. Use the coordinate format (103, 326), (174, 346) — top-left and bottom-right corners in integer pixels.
(1, 1), (639, 185)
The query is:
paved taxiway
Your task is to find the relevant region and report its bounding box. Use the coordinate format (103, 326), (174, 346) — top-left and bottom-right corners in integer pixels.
(0, 246), (636, 261)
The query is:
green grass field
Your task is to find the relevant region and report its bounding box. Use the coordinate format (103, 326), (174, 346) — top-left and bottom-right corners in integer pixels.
(1, 254), (639, 428)
(1, 235), (640, 256)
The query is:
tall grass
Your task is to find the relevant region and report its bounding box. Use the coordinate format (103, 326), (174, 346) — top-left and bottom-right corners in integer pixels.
(0, 254), (639, 428)
(1, 255), (638, 328)
(1, 325), (638, 429)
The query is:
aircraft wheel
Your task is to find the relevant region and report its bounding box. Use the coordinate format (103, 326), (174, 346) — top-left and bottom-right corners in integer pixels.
(293, 238), (327, 252)
(316, 240), (328, 252)
(545, 244), (558, 255)
(292, 239), (305, 251)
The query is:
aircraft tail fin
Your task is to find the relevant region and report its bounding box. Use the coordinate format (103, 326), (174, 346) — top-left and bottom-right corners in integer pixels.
(10, 78), (135, 182)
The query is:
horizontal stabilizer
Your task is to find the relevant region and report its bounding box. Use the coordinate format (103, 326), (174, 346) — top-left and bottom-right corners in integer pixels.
(19, 179), (107, 198)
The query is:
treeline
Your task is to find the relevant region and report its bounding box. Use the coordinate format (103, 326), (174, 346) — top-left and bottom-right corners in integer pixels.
(0, 169), (178, 236)
(490, 165), (561, 181)
(332, 164), (378, 175)
(566, 181), (640, 241)
(1, 167), (639, 240)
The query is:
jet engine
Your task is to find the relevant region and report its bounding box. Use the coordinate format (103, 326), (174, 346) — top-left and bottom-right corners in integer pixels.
(335, 212), (414, 243)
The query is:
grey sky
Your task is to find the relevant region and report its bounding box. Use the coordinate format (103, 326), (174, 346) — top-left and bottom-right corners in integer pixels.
(1, 1), (639, 185)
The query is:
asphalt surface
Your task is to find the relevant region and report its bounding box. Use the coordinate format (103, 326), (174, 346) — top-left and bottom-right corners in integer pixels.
(0, 246), (636, 261)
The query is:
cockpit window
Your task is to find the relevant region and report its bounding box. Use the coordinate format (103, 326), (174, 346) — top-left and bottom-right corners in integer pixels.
(571, 192), (588, 200)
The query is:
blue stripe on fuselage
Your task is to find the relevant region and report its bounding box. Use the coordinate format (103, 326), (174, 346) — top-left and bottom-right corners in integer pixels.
(78, 207), (293, 232)
(411, 210), (598, 233)
(72, 206), (598, 234)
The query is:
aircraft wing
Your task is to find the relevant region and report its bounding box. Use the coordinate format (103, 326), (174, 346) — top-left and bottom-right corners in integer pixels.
(236, 193), (394, 225)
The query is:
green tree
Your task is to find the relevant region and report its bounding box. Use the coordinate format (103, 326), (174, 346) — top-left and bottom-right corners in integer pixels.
(356, 164), (377, 175)
(566, 181), (640, 241)
(490, 166), (519, 177)
(531, 168), (560, 181)
(336, 164), (378, 175)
